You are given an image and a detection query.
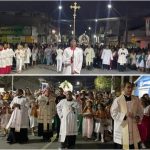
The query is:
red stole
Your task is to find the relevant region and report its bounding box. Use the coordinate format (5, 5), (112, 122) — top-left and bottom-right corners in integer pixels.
(70, 47), (75, 64)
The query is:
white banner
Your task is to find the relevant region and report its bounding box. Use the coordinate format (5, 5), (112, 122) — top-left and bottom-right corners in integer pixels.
(146, 17), (150, 36)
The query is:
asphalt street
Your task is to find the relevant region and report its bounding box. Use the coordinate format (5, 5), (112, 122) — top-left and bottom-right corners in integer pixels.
(11, 64), (147, 75)
(0, 132), (114, 149)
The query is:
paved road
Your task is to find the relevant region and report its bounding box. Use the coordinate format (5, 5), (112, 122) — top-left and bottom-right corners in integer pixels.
(11, 64), (147, 75)
(1, 131), (150, 149)
(0, 132), (114, 149)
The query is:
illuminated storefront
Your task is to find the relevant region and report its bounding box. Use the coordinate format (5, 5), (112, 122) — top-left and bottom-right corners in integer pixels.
(134, 76), (150, 98)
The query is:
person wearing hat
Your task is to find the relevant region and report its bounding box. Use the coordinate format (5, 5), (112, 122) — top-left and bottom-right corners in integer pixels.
(62, 38), (83, 74)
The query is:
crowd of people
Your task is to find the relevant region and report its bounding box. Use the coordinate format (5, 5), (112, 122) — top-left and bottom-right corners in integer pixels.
(0, 82), (150, 149)
(0, 39), (150, 74)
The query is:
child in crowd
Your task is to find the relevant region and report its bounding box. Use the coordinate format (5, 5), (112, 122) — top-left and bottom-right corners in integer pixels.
(138, 51), (145, 72)
(82, 100), (94, 140)
(94, 104), (107, 143)
(28, 100), (38, 136)
(0, 102), (11, 136)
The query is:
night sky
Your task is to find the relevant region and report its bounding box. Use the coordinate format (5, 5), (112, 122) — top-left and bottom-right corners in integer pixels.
(0, 1), (150, 18)
(0, 1), (150, 34)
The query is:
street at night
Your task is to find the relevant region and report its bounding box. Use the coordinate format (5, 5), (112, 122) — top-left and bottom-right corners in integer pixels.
(11, 64), (146, 75)
(0, 133), (114, 149)
(0, 0), (150, 149)
(0, 76), (150, 149)
(0, 1), (149, 75)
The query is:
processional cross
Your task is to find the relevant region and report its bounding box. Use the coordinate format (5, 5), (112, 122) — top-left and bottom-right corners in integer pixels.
(70, 2), (80, 38)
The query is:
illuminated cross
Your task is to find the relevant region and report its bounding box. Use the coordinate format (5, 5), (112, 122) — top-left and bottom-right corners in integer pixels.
(70, 2), (80, 38)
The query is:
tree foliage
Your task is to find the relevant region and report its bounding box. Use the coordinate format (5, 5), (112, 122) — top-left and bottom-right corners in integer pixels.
(0, 76), (20, 91)
(94, 76), (111, 91)
(0, 77), (12, 90)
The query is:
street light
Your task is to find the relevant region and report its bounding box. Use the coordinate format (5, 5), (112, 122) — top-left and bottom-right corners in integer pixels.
(93, 34), (97, 38)
(95, 19), (98, 22)
(107, 3), (128, 46)
(76, 81), (80, 85)
(58, 5), (62, 10)
(58, 5), (62, 37)
(107, 4), (112, 9)
(93, 34), (97, 44)
(71, 30), (74, 35)
(107, 4), (121, 17)
(88, 27), (91, 30)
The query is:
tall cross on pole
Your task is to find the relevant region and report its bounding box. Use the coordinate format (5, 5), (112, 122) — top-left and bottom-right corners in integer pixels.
(70, 2), (80, 38)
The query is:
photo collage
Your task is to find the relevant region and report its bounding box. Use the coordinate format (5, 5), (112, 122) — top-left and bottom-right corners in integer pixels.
(0, 1), (150, 149)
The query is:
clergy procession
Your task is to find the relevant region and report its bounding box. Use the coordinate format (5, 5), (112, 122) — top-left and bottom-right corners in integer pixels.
(0, 38), (150, 74)
(0, 82), (150, 149)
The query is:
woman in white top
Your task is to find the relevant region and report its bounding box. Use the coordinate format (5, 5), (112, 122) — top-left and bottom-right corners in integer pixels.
(146, 50), (150, 73)
(32, 45), (38, 66)
(130, 50), (137, 70)
(56, 45), (63, 72)
(138, 97), (150, 148)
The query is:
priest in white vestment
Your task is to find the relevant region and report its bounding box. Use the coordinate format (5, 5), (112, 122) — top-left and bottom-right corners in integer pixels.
(101, 45), (113, 70)
(0, 44), (4, 74)
(24, 43), (31, 69)
(0, 44), (7, 74)
(15, 44), (26, 73)
(37, 87), (56, 141)
(117, 44), (128, 72)
(84, 44), (95, 70)
(62, 38), (83, 74)
(6, 89), (29, 144)
(7, 44), (15, 73)
(110, 82), (143, 149)
(57, 91), (79, 149)
(3, 44), (10, 74)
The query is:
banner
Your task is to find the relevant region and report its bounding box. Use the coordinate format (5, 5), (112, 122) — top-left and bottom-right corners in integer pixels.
(0, 36), (33, 43)
(146, 17), (150, 36)
(25, 36), (33, 43)
(7, 36), (25, 43)
(0, 26), (32, 36)
(131, 36), (136, 44)
(0, 36), (7, 42)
